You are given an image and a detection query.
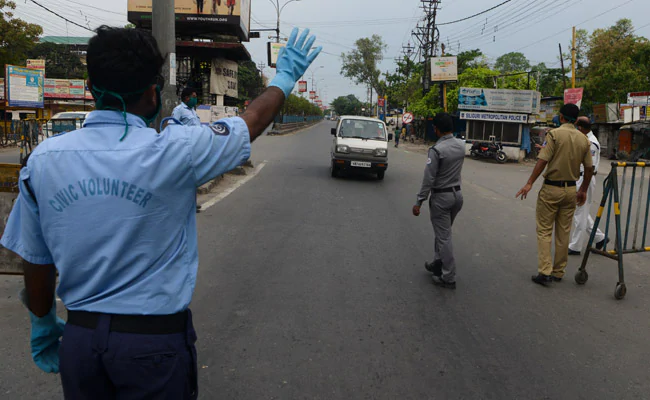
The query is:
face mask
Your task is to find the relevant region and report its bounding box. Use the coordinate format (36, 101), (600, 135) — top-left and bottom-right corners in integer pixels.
(92, 84), (161, 141)
(186, 97), (198, 109)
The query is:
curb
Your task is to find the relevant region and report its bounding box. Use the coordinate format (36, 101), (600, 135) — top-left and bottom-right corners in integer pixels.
(197, 175), (223, 195)
(268, 121), (321, 136)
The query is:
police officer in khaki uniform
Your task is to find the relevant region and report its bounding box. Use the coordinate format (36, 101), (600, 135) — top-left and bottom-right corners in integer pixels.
(516, 104), (593, 286)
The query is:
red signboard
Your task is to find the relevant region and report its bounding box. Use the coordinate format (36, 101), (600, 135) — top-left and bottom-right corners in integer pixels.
(309, 91), (316, 100)
(298, 81), (307, 93)
(45, 79), (87, 99)
(378, 98), (385, 107)
(564, 88), (584, 108)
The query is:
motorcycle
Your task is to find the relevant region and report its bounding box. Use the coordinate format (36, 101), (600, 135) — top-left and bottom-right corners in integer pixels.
(470, 138), (508, 164)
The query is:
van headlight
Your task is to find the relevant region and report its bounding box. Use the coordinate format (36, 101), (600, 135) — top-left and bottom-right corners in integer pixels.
(336, 145), (350, 154)
(375, 148), (387, 157)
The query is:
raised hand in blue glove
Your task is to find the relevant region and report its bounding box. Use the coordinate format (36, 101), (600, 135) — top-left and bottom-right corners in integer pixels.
(269, 27), (323, 99)
(28, 300), (65, 373)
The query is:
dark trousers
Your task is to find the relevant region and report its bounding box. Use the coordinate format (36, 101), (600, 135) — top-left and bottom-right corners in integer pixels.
(60, 310), (198, 400)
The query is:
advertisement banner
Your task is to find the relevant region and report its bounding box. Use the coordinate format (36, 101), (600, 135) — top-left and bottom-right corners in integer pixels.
(378, 98), (385, 107)
(44, 79), (86, 99)
(298, 81), (307, 93)
(564, 88), (584, 108)
(26, 59), (46, 71)
(210, 59), (238, 98)
(6, 65), (44, 108)
(627, 91), (650, 105)
(128, 0), (250, 39)
(267, 42), (285, 68)
(309, 91), (316, 100)
(458, 87), (540, 114)
(431, 57), (458, 82)
(460, 111), (529, 124)
(210, 106), (239, 123)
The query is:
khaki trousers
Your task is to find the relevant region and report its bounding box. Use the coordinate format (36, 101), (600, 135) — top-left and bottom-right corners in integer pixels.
(536, 184), (577, 278)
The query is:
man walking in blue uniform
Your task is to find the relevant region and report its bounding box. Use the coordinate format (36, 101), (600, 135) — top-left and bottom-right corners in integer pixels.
(172, 87), (202, 126)
(1, 25), (321, 399)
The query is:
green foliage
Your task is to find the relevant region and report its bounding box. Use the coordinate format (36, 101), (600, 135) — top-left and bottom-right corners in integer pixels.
(341, 35), (387, 97)
(494, 52), (530, 73)
(284, 94), (322, 116)
(0, 0), (42, 77)
(27, 43), (85, 79)
(531, 63), (565, 97)
(237, 60), (264, 104)
(331, 94), (363, 116)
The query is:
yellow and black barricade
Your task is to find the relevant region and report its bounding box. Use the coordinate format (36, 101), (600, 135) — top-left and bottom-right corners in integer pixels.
(577, 162), (650, 299)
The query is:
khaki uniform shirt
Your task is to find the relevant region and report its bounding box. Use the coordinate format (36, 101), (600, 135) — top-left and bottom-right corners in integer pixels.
(539, 123), (593, 181)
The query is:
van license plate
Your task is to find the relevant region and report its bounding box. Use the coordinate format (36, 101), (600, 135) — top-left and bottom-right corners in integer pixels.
(351, 161), (371, 168)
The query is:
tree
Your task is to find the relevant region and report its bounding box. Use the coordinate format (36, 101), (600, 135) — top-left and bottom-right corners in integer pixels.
(331, 94), (363, 116)
(27, 43), (85, 79)
(494, 52), (530, 73)
(0, 1), (42, 77)
(237, 60), (264, 104)
(455, 49), (487, 74)
(340, 35), (387, 97)
(531, 63), (565, 97)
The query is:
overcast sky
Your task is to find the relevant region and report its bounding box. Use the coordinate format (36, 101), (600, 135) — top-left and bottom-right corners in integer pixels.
(13, 0), (650, 104)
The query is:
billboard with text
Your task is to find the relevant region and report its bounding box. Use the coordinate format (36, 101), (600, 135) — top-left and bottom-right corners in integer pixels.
(5, 65), (44, 108)
(458, 87), (541, 114)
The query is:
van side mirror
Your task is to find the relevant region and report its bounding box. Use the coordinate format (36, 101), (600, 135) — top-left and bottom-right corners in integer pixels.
(388, 133), (394, 141)
(331, 128), (336, 136)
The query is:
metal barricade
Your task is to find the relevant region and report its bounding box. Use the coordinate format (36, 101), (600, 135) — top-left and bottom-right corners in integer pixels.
(0, 163), (22, 275)
(577, 162), (650, 299)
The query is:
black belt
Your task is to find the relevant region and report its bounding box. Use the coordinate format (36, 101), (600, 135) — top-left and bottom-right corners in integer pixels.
(67, 310), (188, 334)
(433, 185), (461, 193)
(544, 179), (576, 187)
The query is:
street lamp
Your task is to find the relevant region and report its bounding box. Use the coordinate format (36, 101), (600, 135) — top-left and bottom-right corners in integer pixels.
(269, 0), (301, 43)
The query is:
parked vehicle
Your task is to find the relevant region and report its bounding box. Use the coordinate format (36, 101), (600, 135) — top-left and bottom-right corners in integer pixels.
(42, 112), (91, 136)
(470, 137), (508, 163)
(331, 116), (392, 180)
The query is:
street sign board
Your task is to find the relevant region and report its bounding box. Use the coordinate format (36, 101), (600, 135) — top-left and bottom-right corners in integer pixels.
(309, 91), (316, 100)
(298, 81), (307, 93)
(402, 112), (414, 125)
(564, 88), (584, 108)
(5, 65), (44, 108)
(458, 88), (541, 114)
(431, 57), (458, 82)
(209, 58), (238, 98)
(26, 59), (46, 71)
(267, 42), (285, 68)
(460, 111), (528, 124)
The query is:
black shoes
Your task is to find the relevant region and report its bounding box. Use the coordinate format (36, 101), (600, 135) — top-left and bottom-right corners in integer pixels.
(531, 273), (552, 286)
(432, 275), (456, 289)
(568, 249), (581, 256)
(425, 260), (443, 277)
(551, 276), (562, 282)
(596, 238), (610, 250)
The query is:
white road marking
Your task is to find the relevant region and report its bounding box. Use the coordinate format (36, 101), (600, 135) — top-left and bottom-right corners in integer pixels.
(201, 161), (267, 211)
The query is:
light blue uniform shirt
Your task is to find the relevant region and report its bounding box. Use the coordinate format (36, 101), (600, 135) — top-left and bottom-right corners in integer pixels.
(0, 111), (251, 314)
(172, 103), (201, 126)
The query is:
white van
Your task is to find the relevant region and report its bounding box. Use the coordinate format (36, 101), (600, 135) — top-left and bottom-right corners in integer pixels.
(330, 116), (392, 180)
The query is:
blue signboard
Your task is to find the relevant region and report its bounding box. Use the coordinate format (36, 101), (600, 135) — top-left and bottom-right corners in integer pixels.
(5, 65), (44, 108)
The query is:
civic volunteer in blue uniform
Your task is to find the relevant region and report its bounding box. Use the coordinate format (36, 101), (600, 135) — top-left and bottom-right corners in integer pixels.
(0, 25), (321, 399)
(172, 87), (202, 126)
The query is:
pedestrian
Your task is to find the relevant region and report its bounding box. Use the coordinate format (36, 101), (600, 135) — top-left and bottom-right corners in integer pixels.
(516, 104), (593, 286)
(0, 26), (320, 399)
(401, 125), (406, 142)
(413, 112), (465, 289)
(569, 117), (608, 255)
(197, 0), (204, 14)
(172, 87), (202, 127)
(394, 125), (400, 148)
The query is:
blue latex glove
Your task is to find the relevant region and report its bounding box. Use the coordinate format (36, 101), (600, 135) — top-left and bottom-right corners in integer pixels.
(269, 28), (323, 99)
(28, 299), (65, 373)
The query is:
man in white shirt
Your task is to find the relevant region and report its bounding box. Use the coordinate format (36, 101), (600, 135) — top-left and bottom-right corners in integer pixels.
(569, 117), (607, 255)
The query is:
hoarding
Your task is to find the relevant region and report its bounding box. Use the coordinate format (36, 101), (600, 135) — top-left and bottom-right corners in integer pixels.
(44, 79), (86, 99)
(627, 91), (650, 105)
(267, 42), (285, 68)
(460, 111), (528, 124)
(538, 98), (562, 123)
(564, 88), (584, 108)
(309, 91), (316, 100)
(128, 0), (251, 40)
(5, 65), (44, 108)
(210, 106), (239, 123)
(210, 59), (238, 98)
(26, 59), (46, 71)
(431, 57), (458, 82)
(458, 87), (541, 114)
(298, 81), (307, 93)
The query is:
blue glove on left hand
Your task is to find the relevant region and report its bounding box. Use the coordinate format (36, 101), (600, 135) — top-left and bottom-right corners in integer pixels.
(28, 299), (65, 373)
(269, 28), (323, 99)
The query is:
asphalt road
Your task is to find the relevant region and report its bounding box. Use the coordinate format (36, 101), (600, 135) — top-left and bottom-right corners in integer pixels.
(1, 121), (650, 399)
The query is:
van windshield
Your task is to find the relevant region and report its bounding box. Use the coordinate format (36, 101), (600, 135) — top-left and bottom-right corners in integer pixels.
(339, 119), (386, 140)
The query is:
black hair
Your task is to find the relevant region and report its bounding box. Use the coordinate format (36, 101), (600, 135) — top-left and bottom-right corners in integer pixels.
(87, 26), (164, 107)
(576, 118), (592, 132)
(181, 87), (197, 100)
(559, 104), (580, 122)
(433, 112), (454, 133)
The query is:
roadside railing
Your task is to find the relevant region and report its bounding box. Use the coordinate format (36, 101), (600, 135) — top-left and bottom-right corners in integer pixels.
(577, 162), (650, 299)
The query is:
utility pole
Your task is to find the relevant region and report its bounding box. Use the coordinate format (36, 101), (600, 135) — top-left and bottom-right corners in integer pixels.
(559, 43), (567, 91)
(257, 62), (266, 79)
(152, 0), (176, 131)
(571, 26), (577, 89)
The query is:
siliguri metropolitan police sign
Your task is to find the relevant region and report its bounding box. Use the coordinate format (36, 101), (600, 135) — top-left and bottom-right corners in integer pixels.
(460, 111), (528, 124)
